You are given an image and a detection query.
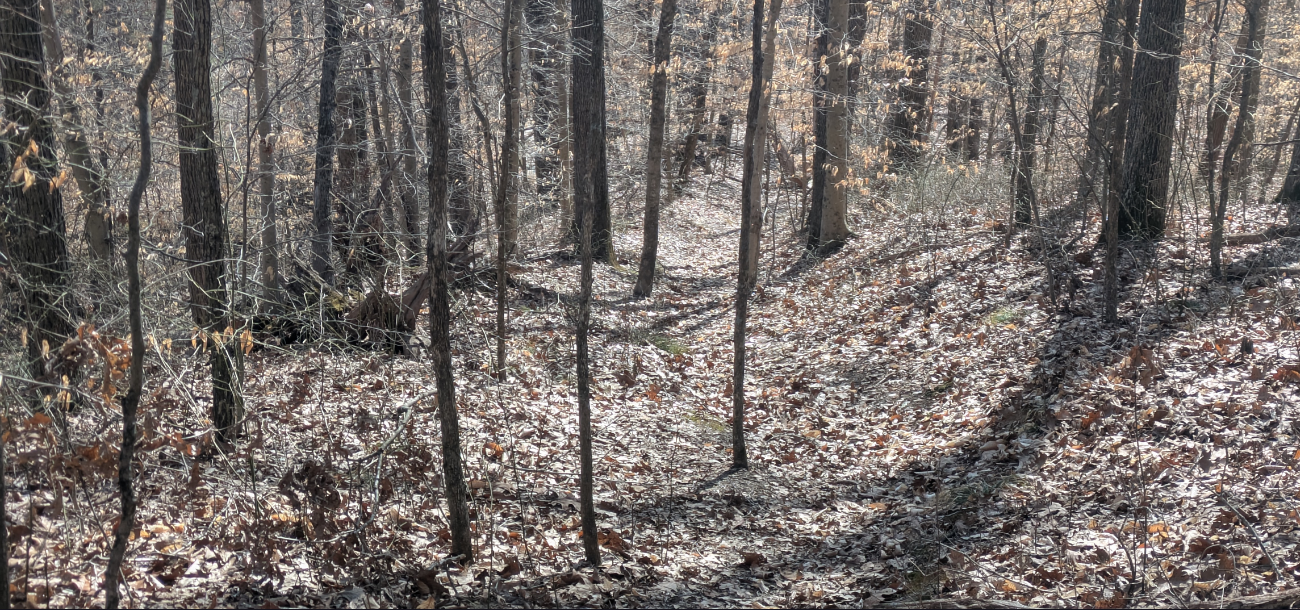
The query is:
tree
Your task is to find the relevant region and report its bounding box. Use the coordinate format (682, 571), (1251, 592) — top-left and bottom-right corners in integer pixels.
(676, 10), (721, 185)
(39, 0), (111, 262)
(495, 0), (523, 380)
(1076, 0), (1133, 205)
(312, 0), (344, 284)
(527, 0), (570, 218)
(1013, 37), (1047, 226)
(734, 0), (784, 468)
(804, 0), (831, 248)
(1209, 0), (1269, 277)
(395, 0), (423, 262)
(571, 0), (607, 565)
(2, 0), (77, 382)
(251, 0), (281, 307)
(1104, 0), (1139, 321)
(1117, 0), (1186, 239)
(1278, 136), (1300, 225)
(885, 0), (935, 166)
(572, 0), (613, 264)
(422, 0), (474, 562)
(819, 0), (849, 247)
(633, 0), (679, 298)
(105, 0), (164, 605)
(174, 0), (241, 441)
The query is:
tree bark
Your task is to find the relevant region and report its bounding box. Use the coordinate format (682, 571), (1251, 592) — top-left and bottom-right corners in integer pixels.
(105, 0), (164, 606)
(885, 0), (934, 166)
(805, 0), (830, 247)
(312, 0), (343, 284)
(571, 0), (608, 565)
(1013, 37), (1046, 226)
(633, 0), (679, 298)
(495, 0), (524, 381)
(251, 0), (282, 307)
(395, 0), (423, 262)
(421, 0), (474, 563)
(676, 11), (721, 185)
(572, 0), (613, 264)
(733, 0), (784, 469)
(175, 0), (241, 441)
(1104, 0), (1138, 321)
(1211, 0), (1269, 276)
(1076, 0), (1129, 206)
(819, 0), (850, 247)
(1, 0), (77, 381)
(1117, 0), (1186, 239)
(39, 0), (112, 262)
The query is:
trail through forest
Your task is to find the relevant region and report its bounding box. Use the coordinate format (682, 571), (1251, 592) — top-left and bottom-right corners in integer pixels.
(12, 166), (1300, 608)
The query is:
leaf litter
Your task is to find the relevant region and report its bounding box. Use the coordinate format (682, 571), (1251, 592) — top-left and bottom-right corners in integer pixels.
(6, 174), (1300, 608)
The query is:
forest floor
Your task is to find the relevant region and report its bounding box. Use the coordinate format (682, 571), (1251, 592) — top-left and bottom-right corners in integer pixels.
(9, 167), (1300, 608)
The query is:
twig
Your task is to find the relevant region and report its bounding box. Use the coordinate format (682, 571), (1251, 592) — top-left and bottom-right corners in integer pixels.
(351, 389), (437, 463)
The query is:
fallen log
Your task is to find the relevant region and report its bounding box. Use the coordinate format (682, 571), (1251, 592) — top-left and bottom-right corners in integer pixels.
(1223, 224), (1300, 246)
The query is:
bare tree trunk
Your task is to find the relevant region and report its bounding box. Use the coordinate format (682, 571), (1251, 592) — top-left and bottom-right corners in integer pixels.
(175, 0), (241, 441)
(572, 0), (612, 264)
(2, 0), (77, 382)
(1076, 0), (1129, 206)
(104, 1), (164, 606)
(804, 0), (830, 247)
(1104, 0), (1138, 321)
(734, 0), (784, 469)
(39, 0), (112, 262)
(885, 0), (934, 166)
(251, 0), (282, 307)
(676, 11), (720, 186)
(495, 0), (523, 381)
(395, 0), (423, 262)
(818, 0), (850, 247)
(633, 0), (679, 298)
(1210, 0), (1269, 276)
(422, 0), (474, 562)
(1117, 0), (1186, 239)
(572, 0), (607, 565)
(1013, 37), (1046, 226)
(312, 0), (343, 284)
(1260, 97), (1300, 201)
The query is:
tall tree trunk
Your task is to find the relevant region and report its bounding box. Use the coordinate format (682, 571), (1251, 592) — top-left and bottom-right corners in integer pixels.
(1076, 0), (1129, 206)
(39, 0), (112, 262)
(572, 0), (607, 566)
(175, 0), (241, 441)
(804, 0), (830, 247)
(527, 0), (568, 214)
(966, 97), (983, 161)
(1104, 0), (1138, 321)
(633, 0), (679, 298)
(445, 14), (476, 241)
(572, 0), (613, 264)
(818, 0), (850, 247)
(1210, 0), (1269, 276)
(1013, 37), (1046, 226)
(1201, 0), (1234, 183)
(251, 0), (282, 307)
(421, 0), (474, 563)
(395, 0), (423, 262)
(676, 10), (721, 185)
(2, 0), (77, 381)
(105, 1), (164, 606)
(495, 0), (523, 381)
(733, 0), (784, 469)
(312, 0), (343, 284)
(1278, 134), (1300, 225)
(885, 0), (934, 166)
(1117, 0), (1186, 239)
(1259, 97), (1300, 200)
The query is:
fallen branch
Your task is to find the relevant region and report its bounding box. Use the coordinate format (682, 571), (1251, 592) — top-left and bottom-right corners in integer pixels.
(880, 588), (1300, 610)
(1225, 265), (1300, 278)
(1222, 224), (1300, 246)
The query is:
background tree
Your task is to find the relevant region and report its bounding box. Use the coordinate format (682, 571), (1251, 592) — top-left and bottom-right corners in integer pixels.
(633, 0), (679, 297)
(174, 0), (241, 441)
(1117, 0), (1186, 239)
(885, 0), (934, 166)
(2, 0), (76, 381)
(312, 0), (344, 284)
